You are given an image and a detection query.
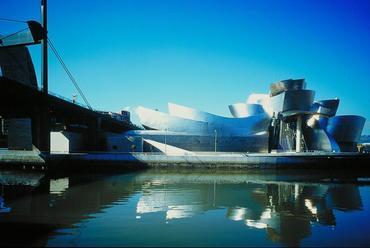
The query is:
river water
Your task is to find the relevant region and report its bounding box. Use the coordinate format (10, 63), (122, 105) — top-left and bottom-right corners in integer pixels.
(0, 169), (369, 247)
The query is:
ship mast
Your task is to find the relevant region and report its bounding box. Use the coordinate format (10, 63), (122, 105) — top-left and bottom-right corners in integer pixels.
(40, 0), (50, 153)
(41, 0), (48, 94)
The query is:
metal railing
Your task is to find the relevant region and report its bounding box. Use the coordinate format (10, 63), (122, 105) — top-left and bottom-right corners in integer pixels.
(48, 150), (356, 156)
(46, 89), (95, 111)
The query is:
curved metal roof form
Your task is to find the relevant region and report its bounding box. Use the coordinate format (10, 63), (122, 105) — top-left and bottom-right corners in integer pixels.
(270, 79), (306, 97)
(168, 102), (271, 136)
(135, 106), (209, 134)
(127, 78), (366, 153)
(269, 90), (315, 117)
(228, 103), (265, 118)
(310, 99), (340, 117)
(327, 115), (366, 143)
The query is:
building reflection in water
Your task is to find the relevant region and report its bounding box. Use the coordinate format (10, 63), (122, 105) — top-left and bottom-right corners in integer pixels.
(0, 170), (366, 246)
(134, 173), (364, 246)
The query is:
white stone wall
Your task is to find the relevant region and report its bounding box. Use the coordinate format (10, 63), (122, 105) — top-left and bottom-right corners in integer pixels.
(51, 131), (85, 153)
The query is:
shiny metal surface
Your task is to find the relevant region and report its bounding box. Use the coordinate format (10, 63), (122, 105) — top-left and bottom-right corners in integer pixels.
(168, 102), (270, 136)
(123, 130), (269, 152)
(269, 79), (306, 97)
(310, 99), (340, 117)
(303, 126), (340, 152)
(133, 102), (271, 152)
(228, 103), (265, 117)
(306, 114), (328, 129)
(270, 90), (315, 115)
(327, 115), (366, 143)
(129, 78), (365, 153)
(135, 106), (209, 134)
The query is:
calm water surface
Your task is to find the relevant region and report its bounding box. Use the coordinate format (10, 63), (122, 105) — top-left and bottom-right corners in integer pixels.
(0, 169), (370, 247)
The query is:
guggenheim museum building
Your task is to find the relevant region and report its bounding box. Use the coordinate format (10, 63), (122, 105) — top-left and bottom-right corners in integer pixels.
(109, 79), (366, 154)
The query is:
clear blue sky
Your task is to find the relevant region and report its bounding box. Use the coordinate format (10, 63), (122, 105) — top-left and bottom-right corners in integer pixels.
(1, 0), (370, 133)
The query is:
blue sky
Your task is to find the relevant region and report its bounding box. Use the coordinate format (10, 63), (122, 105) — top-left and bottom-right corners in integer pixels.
(1, 0), (370, 133)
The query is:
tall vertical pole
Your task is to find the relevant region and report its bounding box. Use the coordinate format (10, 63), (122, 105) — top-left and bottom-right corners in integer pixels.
(41, 0), (48, 94)
(214, 129), (217, 152)
(164, 128), (167, 154)
(295, 115), (302, 153)
(279, 117), (283, 151)
(40, 0), (50, 153)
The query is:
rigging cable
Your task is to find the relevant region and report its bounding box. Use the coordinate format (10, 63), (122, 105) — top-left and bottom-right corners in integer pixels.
(47, 38), (93, 110)
(0, 17), (27, 23)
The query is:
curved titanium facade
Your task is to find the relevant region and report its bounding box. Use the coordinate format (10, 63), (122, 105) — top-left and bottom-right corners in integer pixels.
(326, 115), (366, 143)
(270, 79), (306, 97)
(228, 103), (265, 118)
(122, 78), (365, 153)
(326, 115), (366, 152)
(168, 103), (270, 136)
(269, 90), (315, 116)
(122, 130), (269, 152)
(310, 99), (340, 117)
(303, 127), (340, 152)
(135, 106), (209, 134)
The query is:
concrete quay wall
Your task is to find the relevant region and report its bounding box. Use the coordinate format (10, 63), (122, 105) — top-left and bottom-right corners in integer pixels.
(0, 149), (45, 171)
(47, 152), (370, 171)
(1, 149), (369, 171)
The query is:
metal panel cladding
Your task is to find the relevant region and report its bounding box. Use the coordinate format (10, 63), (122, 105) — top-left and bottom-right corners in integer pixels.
(327, 115), (366, 143)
